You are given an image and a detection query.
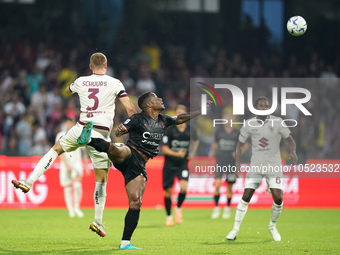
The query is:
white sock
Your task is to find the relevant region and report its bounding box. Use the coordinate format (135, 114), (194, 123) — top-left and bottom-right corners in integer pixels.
(27, 149), (58, 185)
(64, 186), (74, 214)
(233, 199), (249, 231)
(270, 202), (283, 226)
(120, 240), (130, 247)
(73, 181), (82, 209)
(94, 182), (107, 224)
(166, 215), (173, 220)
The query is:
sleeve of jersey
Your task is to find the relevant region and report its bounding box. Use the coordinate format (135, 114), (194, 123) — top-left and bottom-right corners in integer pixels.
(278, 119), (291, 138)
(238, 126), (249, 143)
(164, 115), (177, 127)
(122, 114), (137, 131)
(55, 132), (63, 143)
(69, 78), (80, 93)
(116, 80), (128, 98)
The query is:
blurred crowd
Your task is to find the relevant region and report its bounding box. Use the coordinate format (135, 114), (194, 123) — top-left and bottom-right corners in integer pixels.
(0, 30), (339, 162)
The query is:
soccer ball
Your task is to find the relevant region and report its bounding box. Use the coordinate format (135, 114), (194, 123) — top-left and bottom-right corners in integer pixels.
(287, 16), (307, 36)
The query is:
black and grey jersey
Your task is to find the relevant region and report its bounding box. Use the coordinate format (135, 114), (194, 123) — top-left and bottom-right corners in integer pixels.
(214, 128), (239, 162)
(123, 112), (176, 158)
(162, 125), (198, 166)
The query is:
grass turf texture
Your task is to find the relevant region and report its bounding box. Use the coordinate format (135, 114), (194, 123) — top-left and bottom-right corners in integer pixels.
(0, 209), (339, 254)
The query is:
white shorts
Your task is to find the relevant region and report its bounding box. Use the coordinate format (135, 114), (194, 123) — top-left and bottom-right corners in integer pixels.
(244, 164), (284, 190)
(59, 122), (111, 170)
(59, 163), (83, 187)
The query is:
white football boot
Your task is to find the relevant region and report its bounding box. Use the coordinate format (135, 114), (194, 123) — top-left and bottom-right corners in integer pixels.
(211, 206), (220, 219)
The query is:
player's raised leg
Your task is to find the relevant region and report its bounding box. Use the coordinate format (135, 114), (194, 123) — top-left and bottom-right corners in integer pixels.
(12, 142), (63, 193)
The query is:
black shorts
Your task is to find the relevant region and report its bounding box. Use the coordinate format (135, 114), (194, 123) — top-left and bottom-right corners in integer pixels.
(113, 146), (147, 186)
(215, 158), (236, 184)
(162, 161), (189, 190)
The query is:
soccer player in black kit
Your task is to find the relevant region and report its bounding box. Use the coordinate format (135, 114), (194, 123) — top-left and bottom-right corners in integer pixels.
(77, 92), (211, 249)
(161, 105), (199, 226)
(209, 112), (249, 219)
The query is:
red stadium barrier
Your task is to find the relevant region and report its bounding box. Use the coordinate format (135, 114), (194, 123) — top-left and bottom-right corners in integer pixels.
(0, 156), (339, 208)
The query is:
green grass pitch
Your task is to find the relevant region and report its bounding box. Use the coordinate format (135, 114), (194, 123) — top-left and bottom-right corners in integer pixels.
(0, 208), (339, 254)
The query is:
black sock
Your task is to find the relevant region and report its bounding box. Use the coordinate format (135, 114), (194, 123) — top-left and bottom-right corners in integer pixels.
(227, 197), (232, 207)
(164, 197), (172, 216)
(177, 192), (186, 208)
(214, 195), (220, 207)
(88, 138), (110, 152)
(122, 208), (140, 241)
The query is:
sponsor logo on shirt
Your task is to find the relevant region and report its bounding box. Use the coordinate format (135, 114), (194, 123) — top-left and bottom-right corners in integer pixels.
(259, 137), (269, 148)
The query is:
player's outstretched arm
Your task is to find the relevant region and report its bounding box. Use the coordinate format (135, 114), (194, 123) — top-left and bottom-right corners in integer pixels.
(119, 96), (137, 117)
(174, 100), (213, 125)
(285, 135), (298, 164)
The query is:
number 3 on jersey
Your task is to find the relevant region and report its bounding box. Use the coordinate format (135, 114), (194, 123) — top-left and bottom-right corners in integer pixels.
(86, 88), (99, 117)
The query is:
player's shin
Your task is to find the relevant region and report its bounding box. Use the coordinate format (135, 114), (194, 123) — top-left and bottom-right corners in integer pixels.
(73, 181), (82, 209)
(64, 186), (74, 217)
(27, 148), (59, 185)
(233, 199), (249, 231)
(270, 201), (283, 226)
(164, 197), (172, 216)
(177, 192), (186, 208)
(121, 208), (141, 247)
(94, 182), (107, 224)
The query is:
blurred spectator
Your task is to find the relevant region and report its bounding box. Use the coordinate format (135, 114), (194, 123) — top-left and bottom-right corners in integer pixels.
(15, 114), (32, 155)
(46, 87), (63, 118)
(4, 138), (18, 156)
(30, 84), (48, 127)
(31, 120), (50, 155)
(1, 69), (13, 92)
(27, 67), (44, 98)
(136, 70), (156, 94)
(120, 68), (135, 91)
(3, 94), (26, 135)
(144, 40), (161, 72)
(58, 64), (77, 98)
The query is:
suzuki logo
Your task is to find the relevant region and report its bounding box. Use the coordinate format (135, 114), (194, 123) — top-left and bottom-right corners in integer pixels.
(259, 137), (269, 148)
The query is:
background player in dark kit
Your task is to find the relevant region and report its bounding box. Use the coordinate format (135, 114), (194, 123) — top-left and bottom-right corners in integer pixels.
(161, 104), (199, 226)
(209, 112), (249, 219)
(78, 92), (211, 249)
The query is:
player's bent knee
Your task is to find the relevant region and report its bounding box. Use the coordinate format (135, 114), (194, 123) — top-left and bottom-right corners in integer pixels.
(274, 197), (283, 205)
(129, 199), (142, 210)
(180, 188), (187, 193)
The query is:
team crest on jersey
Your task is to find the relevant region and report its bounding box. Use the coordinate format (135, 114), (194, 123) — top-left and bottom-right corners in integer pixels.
(268, 126), (274, 133)
(124, 119), (130, 124)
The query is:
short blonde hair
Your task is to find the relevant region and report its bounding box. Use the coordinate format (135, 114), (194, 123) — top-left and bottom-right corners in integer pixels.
(90, 52), (107, 69)
(175, 104), (187, 112)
